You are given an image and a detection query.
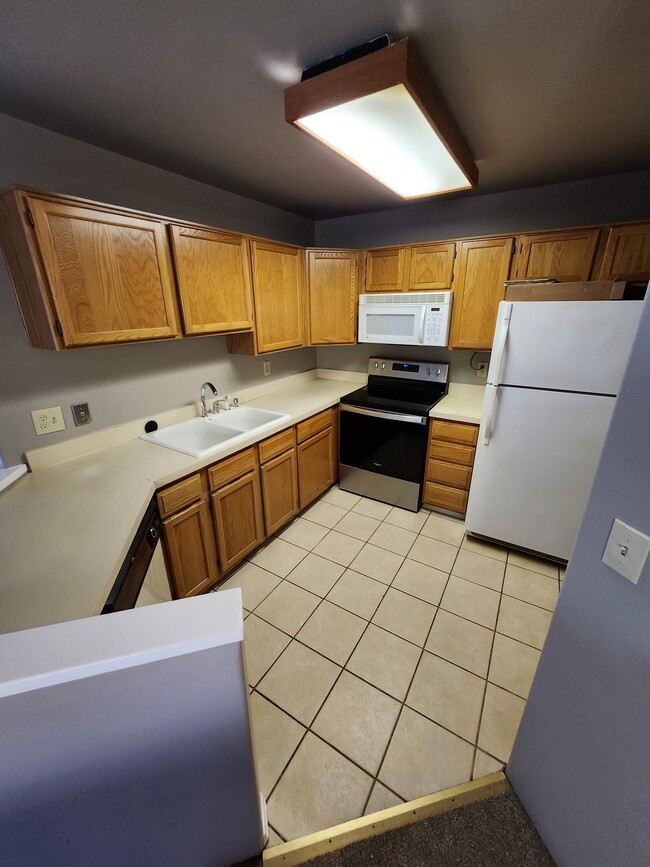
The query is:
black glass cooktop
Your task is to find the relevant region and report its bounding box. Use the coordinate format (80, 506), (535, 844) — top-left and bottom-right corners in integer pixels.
(340, 384), (446, 417)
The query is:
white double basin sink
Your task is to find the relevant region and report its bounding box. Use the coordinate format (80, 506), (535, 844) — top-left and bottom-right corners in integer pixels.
(141, 406), (290, 458)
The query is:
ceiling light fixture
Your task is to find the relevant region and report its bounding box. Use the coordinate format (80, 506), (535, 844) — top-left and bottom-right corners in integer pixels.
(284, 37), (478, 199)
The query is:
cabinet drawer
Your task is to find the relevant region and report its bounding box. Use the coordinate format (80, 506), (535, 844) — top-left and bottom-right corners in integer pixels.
(296, 409), (333, 444)
(430, 419), (479, 445)
(429, 440), (475, 466)
(157, 473), (203, 519)
(423, 482), (468, 515)
(208, 447), (257, 491)
(258, 427), (295, 463)
(427, 459), (472, 490)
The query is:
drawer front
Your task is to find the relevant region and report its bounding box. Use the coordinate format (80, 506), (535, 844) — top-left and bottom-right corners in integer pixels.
(424, 482), (468, 515)
(296, 409), (333, 444)
(431, 419), (479, 445)
(258, 427), (295, 463)
(429, 440), (475, 467)
(427, 458), (472, 490)
(157, 473), (203, 519)
(208, 446), (257, 491)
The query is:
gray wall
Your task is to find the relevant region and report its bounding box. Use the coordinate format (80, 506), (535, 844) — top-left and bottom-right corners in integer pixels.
(315, 169), (650, 248)
(317, 345), (489, 385)
(507, 293), (650, 867)
(0, 114), (316, 467)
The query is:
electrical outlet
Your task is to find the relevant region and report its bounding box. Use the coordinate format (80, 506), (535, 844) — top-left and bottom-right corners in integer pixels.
(31, 406), (66, 435)
(263, 361), (271, 377)
(476, 363), (488, 378)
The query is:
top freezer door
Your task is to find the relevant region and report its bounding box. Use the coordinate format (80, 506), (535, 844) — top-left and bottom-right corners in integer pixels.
(488, 300), (642, 394)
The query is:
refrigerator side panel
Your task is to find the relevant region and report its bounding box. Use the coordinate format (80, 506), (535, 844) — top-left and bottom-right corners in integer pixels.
(489, 301), (642, 393)
(465, 388), (616, 560)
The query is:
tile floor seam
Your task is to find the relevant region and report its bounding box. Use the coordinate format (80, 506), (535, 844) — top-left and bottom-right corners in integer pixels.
(501, 587), (557, 613)
(369, 555), (459, 809)
(494, 625), (551, 653)
(473, 577), (508, 770)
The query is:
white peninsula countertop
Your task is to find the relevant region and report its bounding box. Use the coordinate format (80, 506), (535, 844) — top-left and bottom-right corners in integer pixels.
(0, 371), (362, 636)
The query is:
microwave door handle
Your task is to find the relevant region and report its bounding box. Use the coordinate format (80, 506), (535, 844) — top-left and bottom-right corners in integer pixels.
(418, 306), (427, 342)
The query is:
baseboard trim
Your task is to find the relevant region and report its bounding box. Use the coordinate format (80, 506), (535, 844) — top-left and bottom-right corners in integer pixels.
(263, 771), (509, 865)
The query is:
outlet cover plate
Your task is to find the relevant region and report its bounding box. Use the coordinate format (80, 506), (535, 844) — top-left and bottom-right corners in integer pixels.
(602, 519), (650, 584)
(31, 406), (65, 435)
(72, 403), (92, 426)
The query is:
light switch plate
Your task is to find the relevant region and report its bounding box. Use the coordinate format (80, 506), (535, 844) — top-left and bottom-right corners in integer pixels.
(602, 519), (650, 584)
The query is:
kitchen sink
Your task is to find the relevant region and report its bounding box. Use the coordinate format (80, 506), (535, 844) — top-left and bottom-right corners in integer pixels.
(140, 407), (289, 458)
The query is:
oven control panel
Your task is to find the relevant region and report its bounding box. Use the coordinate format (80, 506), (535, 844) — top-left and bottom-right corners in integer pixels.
(368, 357), (450, 383)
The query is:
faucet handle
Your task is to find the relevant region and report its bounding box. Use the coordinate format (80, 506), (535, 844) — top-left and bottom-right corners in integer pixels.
(233, 396), (240, 408)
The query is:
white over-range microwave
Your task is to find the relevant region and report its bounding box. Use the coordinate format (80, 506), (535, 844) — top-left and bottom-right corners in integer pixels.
(358, 291), (453, 346)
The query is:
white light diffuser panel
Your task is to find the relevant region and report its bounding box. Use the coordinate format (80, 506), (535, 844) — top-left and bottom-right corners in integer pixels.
(297, 83), (472, 197)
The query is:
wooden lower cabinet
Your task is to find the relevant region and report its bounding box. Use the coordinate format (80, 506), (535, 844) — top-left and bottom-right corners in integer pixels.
(423, 419), (479, 517)
(297, 425), (336, 509)
(211, 469), (265, 573)
(260, 448), (299, 535)
(161, 498), (219, 597)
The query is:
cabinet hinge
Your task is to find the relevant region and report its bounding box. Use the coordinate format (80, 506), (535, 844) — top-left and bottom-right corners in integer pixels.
(55, 319), (63, 337)
(25, 208), (34, 228)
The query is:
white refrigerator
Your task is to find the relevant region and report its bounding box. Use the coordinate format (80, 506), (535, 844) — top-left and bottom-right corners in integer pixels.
(465, 300), (642, 561)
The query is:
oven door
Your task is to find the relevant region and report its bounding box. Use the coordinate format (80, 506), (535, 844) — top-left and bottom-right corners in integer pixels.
(358, 303), (426, 345)
(339, 404), (429, 511)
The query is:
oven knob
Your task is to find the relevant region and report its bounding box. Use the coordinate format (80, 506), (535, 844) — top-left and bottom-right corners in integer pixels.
(436, 367), (441, 376)
(373, 361), (378, 368)
(381, 363), (386, 369)
(426, 367), (432, 376)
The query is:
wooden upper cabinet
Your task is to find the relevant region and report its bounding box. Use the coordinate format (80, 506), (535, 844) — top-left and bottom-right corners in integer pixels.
(449, 238), (514, 350)
(307, 249), (358, 345)
(513, 229), (599, 282)
(364, 247), (409, 292)
(228, 240), (304, 354)
(407, 243), (456, 290)
(27, 196), (178, 347)
(596, 224), (650, 281)
(168, 225), (254, 335)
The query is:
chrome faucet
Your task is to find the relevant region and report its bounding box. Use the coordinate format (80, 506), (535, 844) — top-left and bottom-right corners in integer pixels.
(200, 382), (218, 417)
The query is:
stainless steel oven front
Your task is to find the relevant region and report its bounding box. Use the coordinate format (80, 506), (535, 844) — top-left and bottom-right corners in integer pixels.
(339, 404), (430, 512)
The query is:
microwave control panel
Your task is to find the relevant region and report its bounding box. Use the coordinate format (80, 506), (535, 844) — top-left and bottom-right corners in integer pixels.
(423, 303), (451, 346)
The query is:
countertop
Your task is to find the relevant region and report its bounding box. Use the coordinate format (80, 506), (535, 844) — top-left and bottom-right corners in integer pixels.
(429, 383), (485, 424)
(0, 374), (361, 636)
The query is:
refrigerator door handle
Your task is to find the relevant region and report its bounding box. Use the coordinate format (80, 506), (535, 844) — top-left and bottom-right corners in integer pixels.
(491, 302), (513, 385)
(482, 384), (498, 445)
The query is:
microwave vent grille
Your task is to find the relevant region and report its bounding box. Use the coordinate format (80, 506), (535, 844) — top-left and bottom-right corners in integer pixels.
(360, 292), (451, 304)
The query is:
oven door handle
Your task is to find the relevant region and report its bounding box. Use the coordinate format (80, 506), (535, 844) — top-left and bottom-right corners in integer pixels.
(340, 404), (427, 425)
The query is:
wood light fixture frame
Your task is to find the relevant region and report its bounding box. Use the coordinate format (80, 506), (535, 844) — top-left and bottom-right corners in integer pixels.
(284, 38), (478, 197)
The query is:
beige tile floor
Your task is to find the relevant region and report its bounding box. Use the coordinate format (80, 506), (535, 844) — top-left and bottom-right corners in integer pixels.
(216, 485), (563, 844)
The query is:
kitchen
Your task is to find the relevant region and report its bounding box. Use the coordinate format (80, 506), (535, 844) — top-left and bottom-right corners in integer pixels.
(1, 3), (650, 865)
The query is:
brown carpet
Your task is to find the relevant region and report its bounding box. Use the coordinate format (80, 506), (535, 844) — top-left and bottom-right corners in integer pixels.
(298, 791), (555, 867)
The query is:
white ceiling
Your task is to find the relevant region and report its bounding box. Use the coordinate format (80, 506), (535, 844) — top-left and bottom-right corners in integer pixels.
(1, 0), (648, 218)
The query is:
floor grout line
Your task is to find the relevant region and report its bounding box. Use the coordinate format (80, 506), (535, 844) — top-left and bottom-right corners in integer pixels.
(234, 485), (556, 840)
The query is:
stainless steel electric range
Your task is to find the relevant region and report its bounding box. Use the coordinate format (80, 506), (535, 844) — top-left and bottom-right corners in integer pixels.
(339, 356), (449, 512)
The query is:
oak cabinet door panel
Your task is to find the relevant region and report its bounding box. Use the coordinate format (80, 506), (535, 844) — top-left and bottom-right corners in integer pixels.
(307, 249), (358, 344)
(260, 449), (299, 535)
(297, 427), (335, 509)
(28, 197), (178, 346)
(162, 499), (218, 597)
(169, 225), (254, 334)
(211, 470), (265, 573)
(514, 229), (599, 282)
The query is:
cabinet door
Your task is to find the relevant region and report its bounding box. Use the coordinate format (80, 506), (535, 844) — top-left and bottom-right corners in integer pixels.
(27, 197), (178, 347)
(365, 248), (409, 292)
(169, 225), (254, 335)
(297, 427), (335, 509)
(162, 499), (219, 598)
(407, 243), (455, 290)
(514, 229), (599, 282)
(260, 449), (299, 535)
(307, 250), (358, 345)
(449, 238), (514, 350)
(597, 224), (650, 281)
(211, 470), (265, 573)
(251, 241), (304, 352)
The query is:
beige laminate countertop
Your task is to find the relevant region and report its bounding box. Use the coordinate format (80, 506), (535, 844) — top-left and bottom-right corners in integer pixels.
(0, 376), (360, 636)
(429, 383), (485, 425)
